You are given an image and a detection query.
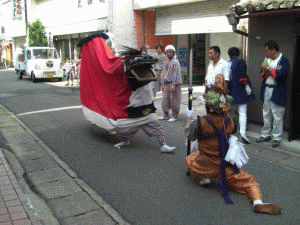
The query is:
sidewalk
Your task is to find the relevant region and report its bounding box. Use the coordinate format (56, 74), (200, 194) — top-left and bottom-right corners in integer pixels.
(0, 82), (299, 225)
(0, 149), (41, 225)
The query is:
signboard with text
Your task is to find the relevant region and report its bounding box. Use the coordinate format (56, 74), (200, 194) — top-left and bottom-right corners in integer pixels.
(12, 0), (23, 20)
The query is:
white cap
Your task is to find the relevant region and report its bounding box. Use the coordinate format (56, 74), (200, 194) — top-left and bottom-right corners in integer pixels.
(165, 45), (176, 52)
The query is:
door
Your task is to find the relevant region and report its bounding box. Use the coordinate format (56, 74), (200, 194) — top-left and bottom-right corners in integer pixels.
(289, 36), (300, 141)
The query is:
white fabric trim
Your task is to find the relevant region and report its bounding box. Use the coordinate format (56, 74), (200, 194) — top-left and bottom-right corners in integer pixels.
(82, 106), (158, 131)
(128, 83), (153, 107)
(266, 53), (282, 85)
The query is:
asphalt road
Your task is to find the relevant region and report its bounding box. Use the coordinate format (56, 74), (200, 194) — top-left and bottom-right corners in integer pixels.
(0, 70), (299, 225)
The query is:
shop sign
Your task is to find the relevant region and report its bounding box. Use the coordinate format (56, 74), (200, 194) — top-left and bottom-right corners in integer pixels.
(12, 0), (22, 20)
(178, 48), (189, 67)
(78, 0), (106, 8)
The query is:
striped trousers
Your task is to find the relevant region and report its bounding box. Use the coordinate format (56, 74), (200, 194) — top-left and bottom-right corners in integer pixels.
(118, 120), (166, 146)
(162, 83), (182, 118)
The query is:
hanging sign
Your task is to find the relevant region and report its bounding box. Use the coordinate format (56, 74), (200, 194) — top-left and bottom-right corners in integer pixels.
(12, 0), (23, 20)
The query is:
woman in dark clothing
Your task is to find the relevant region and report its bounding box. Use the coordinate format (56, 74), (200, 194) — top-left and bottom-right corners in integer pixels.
(228, 47), (255, 144)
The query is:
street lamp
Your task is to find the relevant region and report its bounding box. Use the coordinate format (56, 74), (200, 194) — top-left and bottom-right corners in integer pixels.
(226, 13), (239, 30)
(226, 13), (248, 37)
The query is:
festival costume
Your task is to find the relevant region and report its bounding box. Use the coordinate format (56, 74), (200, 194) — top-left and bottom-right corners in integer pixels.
(185, 87), (281, 214)
(186, 114), (263, 203)
(161, 46), (182, 119)
(78, 33), (174, 152)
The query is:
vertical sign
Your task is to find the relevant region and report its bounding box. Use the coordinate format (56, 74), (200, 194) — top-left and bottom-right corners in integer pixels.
(178, 48), (189, 67)
(13, 0), (23, 20)
(48, 32), (53, 47)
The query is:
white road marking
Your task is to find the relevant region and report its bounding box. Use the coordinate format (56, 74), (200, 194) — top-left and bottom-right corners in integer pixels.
(16, 105), (82, 116)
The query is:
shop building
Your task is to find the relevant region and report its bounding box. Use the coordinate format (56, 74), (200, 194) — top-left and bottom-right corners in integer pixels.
(0, 0), (14, 67)
(227, 4), (300, 140)
(133, 0), (245, 83)
(8, 0), (108, 64)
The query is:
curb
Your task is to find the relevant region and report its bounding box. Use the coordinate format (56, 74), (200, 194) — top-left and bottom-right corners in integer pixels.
(0, 104), (130, 224)
(1, 148), (58, 225)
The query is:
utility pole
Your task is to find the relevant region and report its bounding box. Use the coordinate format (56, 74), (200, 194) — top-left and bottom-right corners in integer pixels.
(24, 0), (29, 46)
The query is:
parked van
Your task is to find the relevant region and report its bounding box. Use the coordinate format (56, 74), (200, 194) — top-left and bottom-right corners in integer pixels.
(15, 46), (63, 82)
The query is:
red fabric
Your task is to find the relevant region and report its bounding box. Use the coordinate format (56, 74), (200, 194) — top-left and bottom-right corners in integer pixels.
(271, 68), (277, 79)
(259, 71), (270, 80)
(239, 77), (249, 84)
(80, 37), (132, 120)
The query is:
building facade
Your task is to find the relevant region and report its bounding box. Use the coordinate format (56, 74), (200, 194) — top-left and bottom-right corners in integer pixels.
(5, 0), (108, 64)
(227, 2), (300, 140)
(133, 0), (245, 83)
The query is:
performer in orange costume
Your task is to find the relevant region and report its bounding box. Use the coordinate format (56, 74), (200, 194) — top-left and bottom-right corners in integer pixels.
(185, 83), (281, 215)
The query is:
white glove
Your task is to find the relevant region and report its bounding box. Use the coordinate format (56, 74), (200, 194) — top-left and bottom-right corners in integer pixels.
(245, 84), (252, 96)
(186, 109), (194, 117)
(225, 135), (249, 168)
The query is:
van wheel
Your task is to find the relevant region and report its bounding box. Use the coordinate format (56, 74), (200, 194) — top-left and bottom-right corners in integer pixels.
(18, 72), (23, 80)
(31, 72), (37, 83)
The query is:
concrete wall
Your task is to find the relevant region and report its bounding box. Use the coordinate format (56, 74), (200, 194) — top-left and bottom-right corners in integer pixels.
(109, 0), (135, 50)
(247, 15), (300, 128)
(209, 32), (242, 62)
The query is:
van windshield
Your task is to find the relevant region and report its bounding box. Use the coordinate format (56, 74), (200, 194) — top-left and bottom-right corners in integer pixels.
(32, 49), (58, 59)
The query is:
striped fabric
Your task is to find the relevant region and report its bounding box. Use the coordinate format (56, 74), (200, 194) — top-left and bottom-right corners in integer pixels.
(118, 120), (166, 146)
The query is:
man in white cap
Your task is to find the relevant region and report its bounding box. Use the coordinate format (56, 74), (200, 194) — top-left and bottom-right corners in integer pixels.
(160, 45), (182, 122)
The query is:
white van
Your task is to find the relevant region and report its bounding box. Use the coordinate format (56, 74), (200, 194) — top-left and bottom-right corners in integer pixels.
(15, 47), (63, 82)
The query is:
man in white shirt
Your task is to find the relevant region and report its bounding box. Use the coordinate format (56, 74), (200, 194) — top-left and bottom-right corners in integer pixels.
(205, 46), (230, 94)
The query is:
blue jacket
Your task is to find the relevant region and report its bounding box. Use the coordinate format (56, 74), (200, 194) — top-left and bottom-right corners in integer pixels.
(229, 58), (255, 105)
(259, 54), (290, 107)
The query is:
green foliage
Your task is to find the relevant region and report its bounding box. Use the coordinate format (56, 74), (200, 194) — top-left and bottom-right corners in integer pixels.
(28, 19), (48, 47)
(207, 90), (233, 109)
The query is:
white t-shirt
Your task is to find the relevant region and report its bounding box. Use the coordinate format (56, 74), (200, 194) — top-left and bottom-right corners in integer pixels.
(205, 58), (230, 88)
(265, 53), (282, 85)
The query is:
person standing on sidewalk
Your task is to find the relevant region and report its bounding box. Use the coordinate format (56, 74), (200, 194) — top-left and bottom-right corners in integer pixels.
(63, 57), (75, 86)
(160, 45), (182, 122)
(152, 45), (167, 97)
(204, 46), (230, 94)
(228, 47), (255, 144)
(256, 41), (290, 148)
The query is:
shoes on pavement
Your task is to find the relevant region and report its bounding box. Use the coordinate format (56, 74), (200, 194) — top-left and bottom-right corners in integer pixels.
(160, 145), (176, 153)
(253, 203), (281, 215)
(114, 141), (130, 149)
(272, 140), (280, 148)
(241, 136), (251, 144)
(65, 83), (69, 86)
(199, 178), (211, 186)
(256, 136), (271, 143)
(168, 117), (177, 122)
